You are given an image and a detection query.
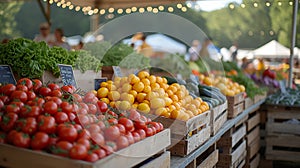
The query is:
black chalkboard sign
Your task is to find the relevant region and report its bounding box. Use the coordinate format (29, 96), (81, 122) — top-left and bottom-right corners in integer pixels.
(58, 64), (77, 88)
(94, 78), (107, 91)
(0, 65), (16, 85)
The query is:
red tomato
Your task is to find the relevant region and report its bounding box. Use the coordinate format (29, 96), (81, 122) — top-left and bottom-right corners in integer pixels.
(149, 122), (161, 133)
(61, 86), (73, 93)
(144, 127), (154, 137)
(20, 105), (40, 118)
(11, 101), (24, 109)
(128, 109), (141, 122)
(6, 104), (20, 114)
(48, 136), (58, 147)
(103, 125), (120, 141)
(30, 132), (49, 150)
(151, 126), (157, 135)
(90, 132), (105, 146)
(13, 132), (30, 148)
(60, 102), (73, 113)
(108, 118), (118, 125)
(118, 118), (134, 132)
(1, 84), (16, 96)
(7, 130), (18, 144)
(26, 91), (36, 101)
(116, 135), (129, 150)
(0, 96), (10, 105)
(55, 112), (69, 124)
(0, 99), (4, 109)
(97, 101), (108, 113)
(16, 85), (28, 92)
(50, 90), (62, 98)
(83, 92), (96, 103)
(32, 79), (42, 92)
(73, 124), (83, 132)
(97, 121), (106, 130)
(87, 104), (97, 115)
(53, 141), (73, 157)
(39, 87), (51, 97)
(0, 113), (18, 132)
(49, 97), (62, 106)
(125, 132), (134, 145)
(87, 124), (101, 134)
(78, 108), (88, 115)
(158, 123), (164, 132)
(93, 148), (106, 159)
(78, 129), (91, 140)
(102, 145), (114, 155)
(17, 78), (33, 90)
(57, 124), (78, 142)
(105, 141), (117, 151)
(10, 90), (28, 103)
(108, 111), (118, 117)
(85, 152), (99, 162)
(68, 112), (76, 121)
(37, 115), (56, 134)
(79, 103), (89, 110)
(134, 121), (147, 130)
(136, 129), (146, 140)
(0, 131), (6, 143)
(72, 94), (82, 103)
(16, 117), (37, 135)
(132, 132), (141, 142)
(48, 83), (60, 91)
(69, 144), (88, 160)
(76, 114), (90, 125)
(77, 138), (91, 150)
(72, 104), (79, 113)
(116, 124), (126, 135)
(44, 101), (58, 115)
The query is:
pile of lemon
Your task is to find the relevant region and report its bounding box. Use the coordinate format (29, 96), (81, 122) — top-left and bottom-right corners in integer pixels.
(96, 71), (209, 121)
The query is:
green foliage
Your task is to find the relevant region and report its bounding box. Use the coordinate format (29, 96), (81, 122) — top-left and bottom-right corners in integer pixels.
(83, 41), (111, 61)
(0, 2), (23, 40)
(101, 43), (135, 66)
(74, 50), (102, 73)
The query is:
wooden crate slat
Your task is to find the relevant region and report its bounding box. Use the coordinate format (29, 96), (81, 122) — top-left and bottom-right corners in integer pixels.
(218, 124), (246, 148)
(244, 153), (260, 168)
(0, 129), (170, 168)
(170, 126), (210, 156)
(232, 125), (246, 148)
(266, 122), (300, 135)
(197, 149), (219, 168)
(139, 151), (170, 168)
(244, 98), (254, 110)
(211, 110), (228, 136)
(227, 92), (245, 105)
(247, 112), (260, 132)
(253, 93), (267, 103)
(228, 102), (244, 119)
(266, 107), (300, 118)
(248, 137), (260, 159)
(212, 102), (228, 121)
(246, 126), (260, 146)
(219, 140), (246, 165)
(266, 150), (300, 162)
(265, 134), (300, 148)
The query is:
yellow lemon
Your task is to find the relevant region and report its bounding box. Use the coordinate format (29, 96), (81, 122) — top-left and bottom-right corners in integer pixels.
(155, 107), (168, 116)
(150, 97), (166, 109)
(97, 87), (109, 98)
(107, 84), (117, 91)
(119, 101), (131, 110)
(122, 83), (132, 93)
(164, 97), (173, 106)
(133, 82), (144, 93)
(108, 91), (120, 101)
(137, 103), (150, 114)
(136, 93), (147, 103)
(128, 74), (140, 84)
(101, 98), (110, 104)
(148, 75), (157, 84)
(129, 90), (138, 98)
(137, 71), (150, 79)
(170, 109), (180, 119)
(100, 82), (108, 88)
(143, 85), (151, 93)
(141, 78), (150, 86)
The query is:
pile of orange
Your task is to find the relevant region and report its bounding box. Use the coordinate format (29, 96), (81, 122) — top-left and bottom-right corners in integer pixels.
(96, 71), (209, 121)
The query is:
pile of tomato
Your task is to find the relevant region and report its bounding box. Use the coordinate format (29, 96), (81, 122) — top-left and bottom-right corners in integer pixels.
(0, 78), (164, 162)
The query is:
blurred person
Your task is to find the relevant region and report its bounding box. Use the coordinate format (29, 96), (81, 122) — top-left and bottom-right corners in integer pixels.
(137, 35), (153, 57)
(188, 40), (201, 61)
(33, 22), (55, 45)
(199, 38), (212, 58)
(52, 28), (71, 50)
(73, 41), (84, 50)
(1, 38), (9, 44)
(230, 42), (238, 62)
(241, 57), (250, 69)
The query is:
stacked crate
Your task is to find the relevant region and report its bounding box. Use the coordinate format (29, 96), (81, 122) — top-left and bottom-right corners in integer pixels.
(227, 93), (245, 119)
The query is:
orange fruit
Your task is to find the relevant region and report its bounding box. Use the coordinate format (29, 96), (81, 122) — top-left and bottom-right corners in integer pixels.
(128, 74), (140, 84)
(137, 103), (150, 114)
(97, 87), (109, 98)
(133, 82), (144, 92)
(129, 90), (138, 98)
(136, 93), (147, 103)
(150, 83), (160, 90)
(150, 98), (166, 109)
(141, 78), (150, 86)
(148, 75), (156, 84)
(121, 83), (132, 93)
(108, 91), (120, 101)
(170, 109), (180, 119)
(101, 98), (110, 104)
(156, 76), (163, 84)
(143, 85), (151, 93)
(137, 71), (149, 79)
(100, 82), (108, 88)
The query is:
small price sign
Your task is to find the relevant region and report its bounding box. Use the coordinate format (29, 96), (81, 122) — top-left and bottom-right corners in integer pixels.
(279, 80), (287, 93)
(58, 64), (77, 88)
(0, 65), (16, 85)
(112, 66), (123, 77)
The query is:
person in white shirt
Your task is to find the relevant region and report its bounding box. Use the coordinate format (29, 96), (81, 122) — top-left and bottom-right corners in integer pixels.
(52, 28), (71, 50)
(33, 22), (55, 45)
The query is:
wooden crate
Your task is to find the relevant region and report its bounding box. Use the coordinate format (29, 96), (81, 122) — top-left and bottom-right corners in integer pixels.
(246, 137), (260, 163)
(0, 129), (170, 168)
(246, 111), (260, 132)
(266, 134), (300, 162)
(101, 66), (114, 80)
(244, 98), (254, 110)
(211, 102), (228, 136)
(228, 102), (244, 119)
(253, 92), (267, 104)
(217, 140), (247, 168)
(243, 154), (260, 168)
(138, 151), (170, 168)
(227, 92), (245, 106)
(246, 126), (260, 147)
(185, 144), (219, 168)
(266, 106), (300, 135)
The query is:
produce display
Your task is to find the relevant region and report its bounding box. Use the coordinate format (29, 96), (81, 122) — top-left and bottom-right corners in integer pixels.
(0, 78), (164, 162)
(0, 38), (101, 79)
(96, 71), (209, 121)
(266, 88), (300, 106)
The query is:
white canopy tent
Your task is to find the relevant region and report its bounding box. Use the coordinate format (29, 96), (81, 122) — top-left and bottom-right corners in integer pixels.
(252, 40), (290, 58)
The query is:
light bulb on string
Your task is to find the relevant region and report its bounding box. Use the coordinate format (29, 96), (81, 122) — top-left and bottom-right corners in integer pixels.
(69, 5), (73, 10)
(289, 1), (293, 5)
(62, 4), (67, 8)
(61, 0), (65, 4)
(269, 30), (274, 36)
(75, 6), (80, 11)
(241, 3), (246, 8)
(229, 3), (235, 9)
(153, 8), (158, 13)
(266, 1), (271, 7)
(100, 9), (105, 15)
(278, 1), (282, 6)
(57, 2), (61, 7)
(94, 8), (99, 14)
(108, 8), (114, 13)
(88, 10), (93, 15)
(117, 9), (123, 14)
(125, 8), (131, 14)
(186, 3), (192, 8)
(82, 7), (86, 12)
(181, 7), (187, 12)
(131, 7), (137, 12)
(168, 7), (174, 12)
(54, 0), (58, 3)
(139, 8), (145, 13)
(49, 0), (53, 4)
(147, 6), (153, 12)
(66, 2), (71, 6)
(253, 2), (258, 8)
(158, 6), (164, 11)
(177, 3), (182, 9)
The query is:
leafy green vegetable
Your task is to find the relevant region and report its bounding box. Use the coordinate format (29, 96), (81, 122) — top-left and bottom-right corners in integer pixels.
(74, 50), (102, 73)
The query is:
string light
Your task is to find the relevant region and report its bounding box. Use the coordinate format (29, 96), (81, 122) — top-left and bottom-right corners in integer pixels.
(248, 31), (253, 36)
(168, 7), (174, 12)
(139, 8), (145, 13)
(54, 0), (58, 3)
(75, 6), (80, 11)
(186, 3), (192, 8)
(253, 2), (258, 8)
(62, 4), (67, 8)
(108, 8), (114, 13)
(49, 0), (53, 4)
(147, 6), (153, 12)
(100, 9), (105, 15)
(66, 2), (71, 6)
(181, 7), (187, 12)
(153, 8), (158, 13)
(289, 1), (293, 5)
(229, 4), (235, 9)
(278, 1), (282, 6)
(56, 2), (61, 7)
(158, 6), (164, 11)
(260, 31), (265, 36)
(266, 2), (271, 7)
(241, 3), (246, 8)
(93, 8), (99, 14)
(269, 31), (274, 35)
(69, 5), (73, 10)
(88, 10), (93, 15)
(117, 9), (123, 14)
(131, 7), (137, 12)
(125, 8), (131, 14)
(177, 3), (182, 9)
